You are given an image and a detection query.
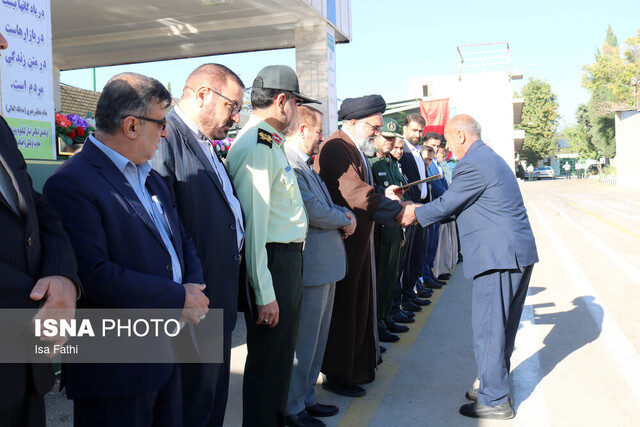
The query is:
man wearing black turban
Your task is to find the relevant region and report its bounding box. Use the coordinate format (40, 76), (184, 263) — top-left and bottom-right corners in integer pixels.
(314, 95), (405, 396)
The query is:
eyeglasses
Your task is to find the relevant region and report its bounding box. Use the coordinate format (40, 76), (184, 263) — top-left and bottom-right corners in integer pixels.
(122, 115), (167, 130)
(207, 87), (242, 116)
(360, 120), (382, 133)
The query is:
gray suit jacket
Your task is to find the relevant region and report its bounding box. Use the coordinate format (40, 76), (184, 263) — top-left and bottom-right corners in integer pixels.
(416, 140), (538, 279)
(285, 144), (351, 287)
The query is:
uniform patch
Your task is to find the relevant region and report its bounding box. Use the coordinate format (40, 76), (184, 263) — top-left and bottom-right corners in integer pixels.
(257, 129), (273, 148)
(272, 133), (283, 145)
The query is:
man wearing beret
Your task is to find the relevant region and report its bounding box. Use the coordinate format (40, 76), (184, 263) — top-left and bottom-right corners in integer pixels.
(314, 95), (404, 396)
(226, 65), (315, 426)
(368, 118), (411, 345)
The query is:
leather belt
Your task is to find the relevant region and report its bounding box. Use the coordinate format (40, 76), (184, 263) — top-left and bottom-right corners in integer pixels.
(266, 242), (304, 251)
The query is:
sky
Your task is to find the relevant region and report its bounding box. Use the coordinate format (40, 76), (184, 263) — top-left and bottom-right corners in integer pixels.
(60, 0), (640, 127)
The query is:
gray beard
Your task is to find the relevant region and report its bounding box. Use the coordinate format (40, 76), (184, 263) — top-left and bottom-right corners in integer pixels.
(355, 136), (376, 157)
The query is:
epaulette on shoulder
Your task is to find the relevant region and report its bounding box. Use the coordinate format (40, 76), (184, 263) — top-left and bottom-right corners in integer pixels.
(257, 129), (273, 148)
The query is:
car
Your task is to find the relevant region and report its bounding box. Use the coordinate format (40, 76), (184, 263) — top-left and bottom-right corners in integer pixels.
(533, 166), (555, 180)
(586, 164), (599, 175)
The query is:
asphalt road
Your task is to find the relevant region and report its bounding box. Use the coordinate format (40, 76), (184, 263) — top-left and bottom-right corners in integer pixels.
(46, 177), (640, 426)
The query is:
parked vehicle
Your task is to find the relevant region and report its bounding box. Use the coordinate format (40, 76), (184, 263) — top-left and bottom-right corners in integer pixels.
(533, 166), (555, 180)
(586, 164), (600, 175)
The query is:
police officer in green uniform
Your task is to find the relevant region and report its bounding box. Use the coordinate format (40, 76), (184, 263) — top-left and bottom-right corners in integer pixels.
(368, 118), (410, 343)
(226, 65), (319, 427)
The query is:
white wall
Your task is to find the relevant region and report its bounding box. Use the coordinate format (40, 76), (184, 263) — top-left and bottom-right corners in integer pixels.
(615, 110), (640, 190)
(408, 72), (518, 173)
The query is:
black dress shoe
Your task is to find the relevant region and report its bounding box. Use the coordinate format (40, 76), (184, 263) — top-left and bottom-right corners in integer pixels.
(322, 380), (366, 397)
(412, 297), (432, 306)
(387, 322), (409, 333)
(378, 328), (400, 342)
(465, 388), (478, 401)
(380, 345), (387, 353)
(285, 410), (325, 427)
(390, 311), (415, 323)
(459, 402), (513, 420)
(437, 273), (451, 280)
(415, 282), (433, 298)
(401, 300), (422, 312)
(423, 279), (443, 289)
(306, 403), (339, 418)
(400, 308), (415, 318)
(465, 389), (513, 406)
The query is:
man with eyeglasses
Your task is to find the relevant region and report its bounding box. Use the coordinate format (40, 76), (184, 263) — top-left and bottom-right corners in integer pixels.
(226, 65), (318, 427)
(43, 73), (208, 425)
(314, 95), (404, 397)
(150, 63), (247, 427)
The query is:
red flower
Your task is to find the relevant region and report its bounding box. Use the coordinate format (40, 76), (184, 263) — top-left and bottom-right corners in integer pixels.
(76, 127), (85, 137)
(55, 113), (72, 127)
(67, 130), (77, 139)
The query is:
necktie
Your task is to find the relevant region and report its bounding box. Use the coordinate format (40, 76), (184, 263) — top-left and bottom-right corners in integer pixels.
(306, 157), (313, 167)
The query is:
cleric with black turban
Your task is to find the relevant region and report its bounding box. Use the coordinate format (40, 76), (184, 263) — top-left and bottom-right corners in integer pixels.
(313, 94), (405, 396)
(337, 94), (387, 121)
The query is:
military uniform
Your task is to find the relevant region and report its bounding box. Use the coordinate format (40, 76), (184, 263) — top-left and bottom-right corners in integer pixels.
(369, 150), (405, 332)
(226, 114), (308, 426)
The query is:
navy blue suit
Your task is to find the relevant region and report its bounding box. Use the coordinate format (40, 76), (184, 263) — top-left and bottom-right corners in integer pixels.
(151, 108), (248, 427)
(43, 139), (203, 424)
(423, 161), (449, 279)
(416, 140), (538, 406)
(0, 116), (79, 425)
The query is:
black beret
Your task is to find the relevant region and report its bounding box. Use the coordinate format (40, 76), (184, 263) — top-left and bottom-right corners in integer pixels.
(338, 94), (386, 120)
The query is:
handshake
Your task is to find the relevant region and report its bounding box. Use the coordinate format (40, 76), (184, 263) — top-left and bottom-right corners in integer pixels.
(384, 185), (422, 228)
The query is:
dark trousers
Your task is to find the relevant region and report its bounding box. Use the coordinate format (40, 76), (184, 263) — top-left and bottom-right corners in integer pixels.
(423, 223), (440, 279)
(0, 370), (46, 427)
(180, 332), (232, 427)
(472, 265), (534, 406)
(73, 363), (182, 427)
(242, 244), (303, 427)
(400, 225), (427, 303)
(378, 241), (401, 328)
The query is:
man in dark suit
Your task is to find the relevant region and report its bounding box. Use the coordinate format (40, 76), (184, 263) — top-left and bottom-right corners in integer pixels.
(399, 114), (538, 420)
(422, 132), (449, 285)
(43, 72), (209, 426)
(150, 63), (247, 427)
(397, 114), (433, 314)
(0, 30), (80, 427)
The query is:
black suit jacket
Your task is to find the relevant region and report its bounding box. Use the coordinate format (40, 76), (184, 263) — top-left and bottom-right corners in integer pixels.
(398, 141), (424, 203)
(151, 109), (249, 342)
(0, 116), (79, 410)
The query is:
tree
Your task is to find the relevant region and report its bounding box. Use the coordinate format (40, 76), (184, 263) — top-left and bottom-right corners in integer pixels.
(582, 27), (640, 158)
(563, 104), (598, 159)
(515, 78), (559, 165)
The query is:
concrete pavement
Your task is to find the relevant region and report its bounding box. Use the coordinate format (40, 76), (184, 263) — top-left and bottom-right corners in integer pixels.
(46, 178), (640, 426)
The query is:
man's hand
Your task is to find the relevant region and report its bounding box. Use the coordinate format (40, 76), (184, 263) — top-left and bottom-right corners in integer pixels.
(30, 276), (77, 358)
(385, 185), (405, 202)
(256, 300), (279, 328)
(180, 283), (209, 325)
(396, 203), (422, 227)
(341, 211), (357, 239)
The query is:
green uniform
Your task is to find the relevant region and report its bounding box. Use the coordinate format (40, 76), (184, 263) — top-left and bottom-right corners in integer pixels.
(368, 151), (404, 330)
(226, 114), (308, 426)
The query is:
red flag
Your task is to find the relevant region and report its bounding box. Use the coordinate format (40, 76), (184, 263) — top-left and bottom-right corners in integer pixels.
(419, 98), (450, 136)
